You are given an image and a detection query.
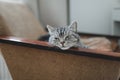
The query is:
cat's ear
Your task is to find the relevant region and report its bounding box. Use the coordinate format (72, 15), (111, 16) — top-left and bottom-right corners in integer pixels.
(69, 21), (77, 32)
(47, 25), (54, 35)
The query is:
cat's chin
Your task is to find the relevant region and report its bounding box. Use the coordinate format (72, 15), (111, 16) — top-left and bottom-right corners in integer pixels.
(60, 47), (70, 50)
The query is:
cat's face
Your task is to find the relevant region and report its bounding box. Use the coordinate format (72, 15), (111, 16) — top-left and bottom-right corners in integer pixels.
(47, 21), (80, 50)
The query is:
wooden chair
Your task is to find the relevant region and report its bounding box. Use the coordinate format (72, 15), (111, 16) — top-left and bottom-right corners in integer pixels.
(0, 1), (120, 80)
(0, 36), (120, 80)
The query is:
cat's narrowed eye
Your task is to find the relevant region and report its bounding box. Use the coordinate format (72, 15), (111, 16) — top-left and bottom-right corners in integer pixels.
(54, 37), (59, 40)
(65, 36), (70, 40)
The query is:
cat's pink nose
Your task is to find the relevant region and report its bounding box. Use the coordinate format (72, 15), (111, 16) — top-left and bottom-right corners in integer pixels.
(60, 41), (65, 45)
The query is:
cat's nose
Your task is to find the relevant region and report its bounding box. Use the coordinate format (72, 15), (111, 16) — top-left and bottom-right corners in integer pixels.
(60, 41), (65, 45)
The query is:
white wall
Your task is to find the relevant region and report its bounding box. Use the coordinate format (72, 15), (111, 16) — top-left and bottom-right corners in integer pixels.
(70, 0), (118, 35)
(23, 0), (68, 27)
(0, 0), (23, 3)
(39, 0), (67, 27)
(22, 0), (120, 35)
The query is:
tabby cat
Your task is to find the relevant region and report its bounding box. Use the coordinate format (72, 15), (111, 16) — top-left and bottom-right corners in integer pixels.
(46, 21), (87, 50)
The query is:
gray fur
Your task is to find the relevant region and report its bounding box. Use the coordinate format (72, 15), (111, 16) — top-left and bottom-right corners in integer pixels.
(47, 21), (87, 50)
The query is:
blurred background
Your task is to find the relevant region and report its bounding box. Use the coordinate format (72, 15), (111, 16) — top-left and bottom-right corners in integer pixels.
(1, 0), (120, 36)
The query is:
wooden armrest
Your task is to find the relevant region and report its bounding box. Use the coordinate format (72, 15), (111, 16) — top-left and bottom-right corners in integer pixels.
(0, 36), (120, 61)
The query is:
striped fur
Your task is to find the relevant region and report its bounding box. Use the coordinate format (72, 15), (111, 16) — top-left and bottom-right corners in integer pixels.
(47, 21), (87, 50)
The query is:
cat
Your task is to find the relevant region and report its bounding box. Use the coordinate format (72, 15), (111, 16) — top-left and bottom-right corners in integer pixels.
(42, 21), (88, 50)
(39, 22), (116, 51)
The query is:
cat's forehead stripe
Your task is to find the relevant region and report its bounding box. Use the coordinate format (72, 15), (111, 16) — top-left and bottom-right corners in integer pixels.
(57, 27), (67, 37)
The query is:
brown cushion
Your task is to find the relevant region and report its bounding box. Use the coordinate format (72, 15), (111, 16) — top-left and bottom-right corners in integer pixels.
(0, 1), (46, 40)
(0, 15), (7, 35)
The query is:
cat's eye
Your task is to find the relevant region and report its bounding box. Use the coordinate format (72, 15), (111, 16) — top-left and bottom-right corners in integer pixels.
(55, 37), (59, 40)
(65, 36), (70, 40)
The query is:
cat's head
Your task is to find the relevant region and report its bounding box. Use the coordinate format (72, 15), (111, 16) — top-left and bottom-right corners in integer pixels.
(47, 21), (80, 50)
